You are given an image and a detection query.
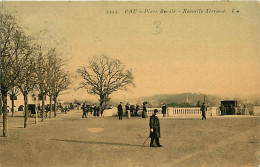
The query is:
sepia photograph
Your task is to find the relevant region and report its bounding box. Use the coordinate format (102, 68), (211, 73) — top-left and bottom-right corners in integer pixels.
(0, 1), (260, 167)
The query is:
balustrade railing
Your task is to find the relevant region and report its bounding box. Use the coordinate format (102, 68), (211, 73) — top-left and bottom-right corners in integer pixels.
(146, 107), (218, 117)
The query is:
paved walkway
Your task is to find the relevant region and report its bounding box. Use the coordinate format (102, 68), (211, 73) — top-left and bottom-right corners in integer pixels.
(0, 110), (259, 167)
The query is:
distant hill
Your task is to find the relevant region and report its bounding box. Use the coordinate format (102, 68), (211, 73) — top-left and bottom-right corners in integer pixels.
(78, 93), (249, 108)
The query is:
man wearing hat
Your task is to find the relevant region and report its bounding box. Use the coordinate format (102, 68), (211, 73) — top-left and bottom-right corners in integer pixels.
(118, 102), (123, 120)
(200, 102), (207, 120)
(162, 103), (167, 117)
(149, 109), (162, 147)
(82, 102), (87, 118)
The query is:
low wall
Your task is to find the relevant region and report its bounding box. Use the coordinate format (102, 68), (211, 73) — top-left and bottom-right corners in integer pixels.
(253, 106), (260, 116)
(106, 107), (220, 117)
(147, 107), (220, 117)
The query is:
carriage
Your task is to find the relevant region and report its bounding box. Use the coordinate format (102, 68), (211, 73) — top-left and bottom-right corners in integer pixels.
(220, 100), (240, 115)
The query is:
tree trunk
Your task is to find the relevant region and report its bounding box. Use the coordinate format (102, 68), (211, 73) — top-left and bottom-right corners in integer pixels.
(24, 93), (28, 128)
(0, 94), (2, 119)
(99, 95), (105, 108)
(2, 90), (9, 137)
(49, 95), (52, 119)
(41, 98), (45, 122)
(11, 98), (14, 117)
(99, 95), (105, 117)
(35, 96), (38, 124)
(54, 96), (57, 118)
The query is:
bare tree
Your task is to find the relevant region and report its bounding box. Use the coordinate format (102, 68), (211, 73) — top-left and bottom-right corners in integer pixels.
(44, 48), (71, 118)
(9, 28), (35, 129)
(77, 55), (135, 109)
(45, 48), (57, 119)
(53, 66), (71, 117)
(17, 53), (37, 128)
(34, 46), (51, 122)
(0, 12), (25, 136)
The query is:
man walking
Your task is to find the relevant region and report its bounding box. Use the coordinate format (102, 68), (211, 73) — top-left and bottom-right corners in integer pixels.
(135, 104), (139, 116)
(162, 103), (166, 117)
(149, 109), (162, 147)
(142, 102), (148, 118)
(201, 102), (207, 120)
(90, 104), (94, 115)
(82, 102), (87, 118)
(130, 105), (135, 116)
(93, 104), (97, 116)
(118, 102), (123, 120)
(96, 106), (100, 117)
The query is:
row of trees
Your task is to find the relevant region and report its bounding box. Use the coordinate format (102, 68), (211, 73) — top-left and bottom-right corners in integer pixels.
(1, 9), (135, 138)
(0, 11), (71, 137)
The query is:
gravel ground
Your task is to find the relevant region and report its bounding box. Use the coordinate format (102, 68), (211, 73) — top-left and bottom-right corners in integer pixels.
(0, 110), (259, 167)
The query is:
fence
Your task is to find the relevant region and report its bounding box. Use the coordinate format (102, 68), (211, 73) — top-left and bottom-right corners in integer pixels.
(146, 107), (219, 117)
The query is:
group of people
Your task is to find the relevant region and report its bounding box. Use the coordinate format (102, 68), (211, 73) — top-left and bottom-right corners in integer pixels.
(117, 102), (149, 120)
(119, 101), (207, 148)
(117, 101), (163, 147)
(81, 102), (103, 118)
(117, 102), (168, 120)
(118, 102), (141, 119)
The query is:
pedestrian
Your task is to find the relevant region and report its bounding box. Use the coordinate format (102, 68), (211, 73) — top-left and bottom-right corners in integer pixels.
(219, 103), (225, 115)
(97, 106), (100, 117)
(125, 103), (130, 118)
(118, 102), (123, 120)
(201, 102), (207, 120)
(135, 104), (139, 116)
(149, 109), (162, 147)
(86, 104), (90, 116)
(93, 104), (97, 116)
(65, 106), (68, 114)
(101, 106), (104, 117)
(90, 104), (94, 115)
(142, 102), (148, 118)
(130, 105), (135, 116)
(82, 102), (87, 118)
(162, 103), (166, 117)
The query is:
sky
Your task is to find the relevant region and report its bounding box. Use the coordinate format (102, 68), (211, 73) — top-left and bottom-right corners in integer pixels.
(2, 1), (260, 103)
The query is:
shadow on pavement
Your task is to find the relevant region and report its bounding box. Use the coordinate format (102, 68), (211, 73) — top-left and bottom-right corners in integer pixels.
(52, 139), (150, 147)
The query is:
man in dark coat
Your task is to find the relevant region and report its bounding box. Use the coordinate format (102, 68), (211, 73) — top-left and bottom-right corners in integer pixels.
(82, 102), (87, 118)
(162, 103), (166, 117)
(96, 106), (100, 117)
(86, 104), (90, 116)
(90, 104), (94, 115)
(201, 102), (207, 120)
(101, 106), (104, 116)
(93, 104), (97, 116)
(118, 102), (123, 120)
(135, 104), (139, 116)
(149, 109), (162, 147)
(130, 105), (135, 116)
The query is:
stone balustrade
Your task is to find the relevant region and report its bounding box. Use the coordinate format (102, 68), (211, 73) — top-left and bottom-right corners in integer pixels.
(146, 107), (219, 117)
